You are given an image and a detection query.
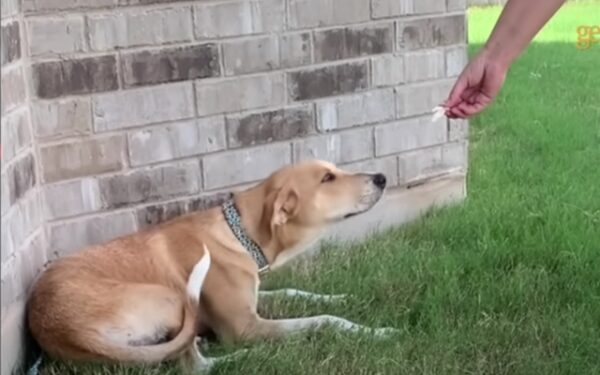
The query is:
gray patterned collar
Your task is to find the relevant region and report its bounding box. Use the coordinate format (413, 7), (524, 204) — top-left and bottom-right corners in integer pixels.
(222, 200), (270, 274)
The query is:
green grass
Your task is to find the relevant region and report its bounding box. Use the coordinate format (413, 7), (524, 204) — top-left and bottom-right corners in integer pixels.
(37, 3), (600, 374)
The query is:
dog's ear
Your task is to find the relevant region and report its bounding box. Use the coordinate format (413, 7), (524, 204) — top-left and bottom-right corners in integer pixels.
(271, 185), (299, 226)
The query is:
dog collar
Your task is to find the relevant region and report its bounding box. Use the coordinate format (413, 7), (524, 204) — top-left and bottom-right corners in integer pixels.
(222, 200), (270, 274)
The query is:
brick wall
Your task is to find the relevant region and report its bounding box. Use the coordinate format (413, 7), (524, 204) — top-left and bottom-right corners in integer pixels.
(1, 0), (468, 372)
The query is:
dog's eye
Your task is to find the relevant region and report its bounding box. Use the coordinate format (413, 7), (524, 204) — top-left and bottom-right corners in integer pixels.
(321, 172), (336, 183)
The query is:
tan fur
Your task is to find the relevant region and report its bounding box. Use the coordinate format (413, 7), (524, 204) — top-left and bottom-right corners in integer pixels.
(27, 160), (387, 370)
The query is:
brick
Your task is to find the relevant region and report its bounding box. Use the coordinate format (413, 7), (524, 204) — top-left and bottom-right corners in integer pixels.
(397, 15), (466, 51)
(88, 8), (192, 51)
(31, 98), (92, 139)
(1, 173), (10, 217)
(280, 32), (312, 68)
(375, 117), (447, 156)
(0, 109), (31, 164)
(448, 118), (469, 141)
(342, 156), (399, 187)
(226, 105), (314, 148)
(371, 54), (404, 87)
(0, 299), (26, 375)
(288, 61), (368, 101)
(32, 55), (118, 99)
(223, 36), (279, 76)
(371, 0), (445, 19)
(446, 45), (468, 77)
(288, 0), (370, 29)
(120, 0), (190, 4)
(27, 16), (85, 57)
(317, 89), (395, 131)
(203, 143), (291, 190)
(128, 117), (226, 167)
(136, 192), (232, 228)
(121, 44), (220, 88)
(6, 153), (36, 205)
(1, 21), (20, 66)
(14, 231), (47, 298)
(48, 212), (136, 258)
(404, 50), (445, 83)
(1, 0), (20, 17)
(0, 213), (14, 261)
(22, 0), (117, 13)
(196, 74), (284, 116)
(1, 67), (26, 114)
(314, 24), (393, 62)
(293, 128), (373, 164)
(1, 190), (43, 262)
(194, 0), (284, 38)
(447, 0), (467, 11)
(99, 161), (201, 209)
(93, 82), (194, 131)
(396, 79), (453, 118)
(398, 142), (466, 185)
(43, 178), (102, 220)
(40, 135), (124, 183)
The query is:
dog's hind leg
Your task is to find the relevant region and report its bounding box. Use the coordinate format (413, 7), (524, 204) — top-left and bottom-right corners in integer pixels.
(259, 289), (348, 303)
(244, 315), (399, 341)
(180, 338), (247, 374)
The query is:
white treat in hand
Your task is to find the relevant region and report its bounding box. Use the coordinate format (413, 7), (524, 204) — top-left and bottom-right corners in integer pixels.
(431, 106), (447, 122)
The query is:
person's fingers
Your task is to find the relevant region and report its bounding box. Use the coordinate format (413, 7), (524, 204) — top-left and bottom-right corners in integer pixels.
(449, 106), (469, 119)
(445, 74), (469, 108)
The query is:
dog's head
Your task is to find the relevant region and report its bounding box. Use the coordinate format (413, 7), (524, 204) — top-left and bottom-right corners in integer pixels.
(260, 160), (386, 266)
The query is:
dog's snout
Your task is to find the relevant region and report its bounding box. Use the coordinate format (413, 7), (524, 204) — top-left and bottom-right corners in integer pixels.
(372, 173), (387, 189)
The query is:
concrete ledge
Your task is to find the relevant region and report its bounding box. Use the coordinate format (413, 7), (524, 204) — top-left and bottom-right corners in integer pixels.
(324, 172), (466, 244)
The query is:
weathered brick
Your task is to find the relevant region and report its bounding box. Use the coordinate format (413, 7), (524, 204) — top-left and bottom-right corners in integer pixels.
(398, 142), (467, 185)
(0, 109), (31, 164)
(1, 0), (20, 17)
(27, 16), (85, 56)
(226, 105), (314, 148)
(119, 0), (189, 4)
(397, 15), (465, 51)
(31, 98), (92, 139)
(196, 74), (284, 116)
(1, 173), (10, 216)
(32, 55), (118, 99)
(40, 135), (124, 183)
(93, 82), (194, 131)
(342, 156), (399, 187)
(404, 50), (445, 82)
(99, 161), (201, 209)
(203, 143), (291, 190)
(88, 8), (192, 51)
(288, 61), (368, 101)
(194, 0), (284, 38)
(0, 213), (14, 260)
(446, 45), (468, 77)
(13, 231), (46, 298)
(43, 178), (102, 220)
(1, 21), (20, 66)
(293, 128), (373, 164)
(121, 44), (220, 88)
(1, 190), (43, 262)
(1, 67), (26, 114)
(371, 0), (445, 19)
(223, 36), (279, 76)
(375, 117), (447, 156)
(136, 192), (232, 228)
(371, 54), (404, 87)
(317, 89), (395, 131)
(447, 0), (467, 11)
(396, 79), (453, 118)
(289, 0), (370, 29)
(6, 153), (36, 205)
(22, 0), (116, 13)
(448, 118), (469, 141)
(48, 211), (136, 258)
(280, 32), (312, 68)
(128, 117), (226, 167)
(314, 24), (392, 62)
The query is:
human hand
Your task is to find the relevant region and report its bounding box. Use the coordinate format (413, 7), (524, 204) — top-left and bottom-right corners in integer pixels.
(443, 49), (509, 119)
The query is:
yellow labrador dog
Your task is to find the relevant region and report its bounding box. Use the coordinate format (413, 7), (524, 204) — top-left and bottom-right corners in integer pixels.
(27, 160), (396, 372)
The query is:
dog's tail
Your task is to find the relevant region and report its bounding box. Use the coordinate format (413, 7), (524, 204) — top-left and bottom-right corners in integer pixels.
(96, 246), (211, 364)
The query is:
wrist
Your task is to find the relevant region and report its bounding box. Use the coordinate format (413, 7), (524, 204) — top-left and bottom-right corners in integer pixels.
(481, 40), (514, 72)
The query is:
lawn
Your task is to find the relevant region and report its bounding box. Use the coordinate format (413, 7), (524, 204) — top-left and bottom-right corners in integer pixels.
(37, 2), (600, 375)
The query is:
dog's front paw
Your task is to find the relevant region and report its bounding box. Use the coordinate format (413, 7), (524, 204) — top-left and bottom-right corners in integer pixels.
(372, 326), (400, 339)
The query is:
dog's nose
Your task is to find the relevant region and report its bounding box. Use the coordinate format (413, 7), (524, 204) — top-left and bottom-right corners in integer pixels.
(372, 173), (387, 189)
